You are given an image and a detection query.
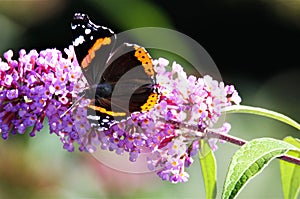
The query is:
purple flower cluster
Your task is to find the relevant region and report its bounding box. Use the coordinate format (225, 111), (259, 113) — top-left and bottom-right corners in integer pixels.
(90, 58), (241, 183)
(0, 47), (241, 183)
(0, 47), (90, 151)
(131, 58), (241, 183)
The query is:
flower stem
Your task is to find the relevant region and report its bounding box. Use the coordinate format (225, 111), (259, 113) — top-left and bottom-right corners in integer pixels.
(222, 105), (300, 131)
(207, 131), (300, 165)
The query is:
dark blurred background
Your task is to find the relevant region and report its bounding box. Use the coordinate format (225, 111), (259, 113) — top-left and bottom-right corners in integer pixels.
(2, 1), (300, 83)
(0, 0), (299, 198)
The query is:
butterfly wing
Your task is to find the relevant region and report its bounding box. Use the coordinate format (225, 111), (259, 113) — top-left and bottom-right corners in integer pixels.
(71, 13), (116, 86)
(71, 13), (158, 129)
(101, 43), (155, 83)
(96, 43), (157, 116)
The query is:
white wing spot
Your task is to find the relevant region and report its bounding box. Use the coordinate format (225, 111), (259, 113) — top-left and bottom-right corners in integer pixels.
(87, 115), (101, 120)
(73, 35), (85, 46)
(85, 28), (91, 35)
(71, 24), (77, 30)
(102, 119), (109, 123)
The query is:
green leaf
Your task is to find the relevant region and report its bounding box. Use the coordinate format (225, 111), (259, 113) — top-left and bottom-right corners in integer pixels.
(199, 141), (217, 199)
(222, 138), (299, 199)
(222, 105), (300, 131)
(280, 137), (300, 199)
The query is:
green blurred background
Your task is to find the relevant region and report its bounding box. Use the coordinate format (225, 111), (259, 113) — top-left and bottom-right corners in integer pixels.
(0, 0), (300, 198)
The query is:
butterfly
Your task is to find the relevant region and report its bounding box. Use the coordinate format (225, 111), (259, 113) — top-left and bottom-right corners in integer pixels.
(71, 13), (158, 129)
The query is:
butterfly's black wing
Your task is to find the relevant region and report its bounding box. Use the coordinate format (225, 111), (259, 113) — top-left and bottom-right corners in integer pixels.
(96, 43), (157, 115)
(71, 13), (116, 86)
(71, 13), (158, 129)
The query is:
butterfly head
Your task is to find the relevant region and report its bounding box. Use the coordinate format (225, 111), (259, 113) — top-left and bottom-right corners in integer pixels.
(95, 83), (112, 98)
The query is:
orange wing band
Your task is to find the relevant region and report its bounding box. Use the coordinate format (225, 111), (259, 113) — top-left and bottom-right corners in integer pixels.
(134, 47), (155, 77)
(81, 37), (111, 69)
(88, 105), (126, 117)
(140, 93), (159, 112)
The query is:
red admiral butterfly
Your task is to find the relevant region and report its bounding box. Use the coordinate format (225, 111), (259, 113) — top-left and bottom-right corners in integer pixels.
(71, 13), (158, 128)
